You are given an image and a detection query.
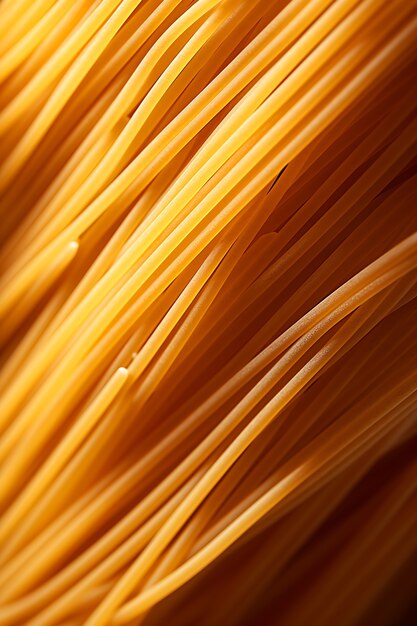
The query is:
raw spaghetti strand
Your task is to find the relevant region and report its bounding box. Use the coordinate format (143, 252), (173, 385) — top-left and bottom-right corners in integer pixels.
(1, 1), (416, 626)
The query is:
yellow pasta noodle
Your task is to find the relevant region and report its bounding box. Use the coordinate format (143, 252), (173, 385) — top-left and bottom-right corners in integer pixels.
(1, 1), (416, 625)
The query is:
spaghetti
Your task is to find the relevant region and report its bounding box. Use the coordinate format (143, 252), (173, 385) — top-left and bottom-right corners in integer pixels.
(0, 0), (416, 624)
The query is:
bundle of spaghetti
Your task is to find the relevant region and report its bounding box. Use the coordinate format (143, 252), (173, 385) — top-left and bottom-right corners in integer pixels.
(0, 0), (416, 624)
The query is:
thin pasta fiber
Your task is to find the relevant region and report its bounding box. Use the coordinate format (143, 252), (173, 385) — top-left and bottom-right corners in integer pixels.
(0, 0), (416, 625)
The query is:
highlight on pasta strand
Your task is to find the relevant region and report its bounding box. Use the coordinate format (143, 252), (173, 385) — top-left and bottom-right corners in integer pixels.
(0, 0), (416, 624)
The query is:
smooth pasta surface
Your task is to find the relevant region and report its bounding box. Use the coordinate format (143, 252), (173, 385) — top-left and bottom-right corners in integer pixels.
(0, 0), (417, 624)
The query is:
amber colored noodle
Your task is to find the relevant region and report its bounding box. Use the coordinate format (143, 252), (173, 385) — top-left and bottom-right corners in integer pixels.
(1, 178), (414, 564)
(5, 22), (410, 454)
(10, 238), (412, 616)
(84, 241), (417, 624)
(162, 93), (416, 386)
(0, 0), (224, 188)
(0, 214), (252, 537)
(196, 282), (417, 553)
(0, 0), (58, 49)
(0, 0), (80, 81)
(0, 7), (404, 424)
(77, 251), (412, 616)
(0, 0), (326, 256)
(2, 0), (238, 257)
(2, 31), (406, 324)
(116, 369), (417, 622)
(0, 0), (328, 277)
(1, 1), (417, 625)
(0, 0), (134, 132)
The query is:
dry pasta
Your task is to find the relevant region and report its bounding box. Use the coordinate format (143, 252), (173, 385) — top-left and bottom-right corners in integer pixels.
(0, 0), (417, 625)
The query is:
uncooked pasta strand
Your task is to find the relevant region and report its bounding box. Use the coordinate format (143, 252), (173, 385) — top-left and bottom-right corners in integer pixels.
(1, 2), (416, 625)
